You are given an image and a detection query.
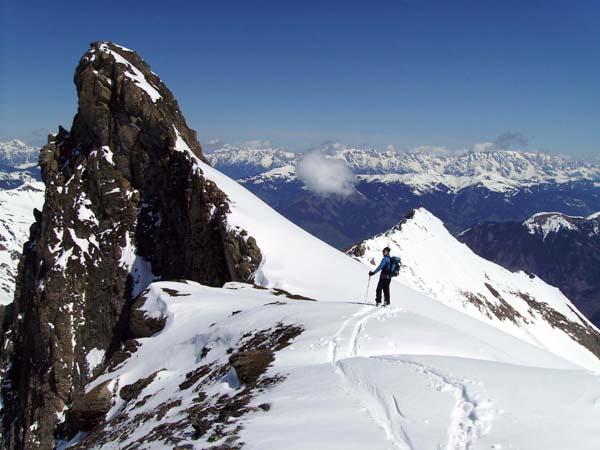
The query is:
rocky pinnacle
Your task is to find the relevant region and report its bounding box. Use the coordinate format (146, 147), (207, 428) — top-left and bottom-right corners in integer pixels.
(1, 42), (261, 449)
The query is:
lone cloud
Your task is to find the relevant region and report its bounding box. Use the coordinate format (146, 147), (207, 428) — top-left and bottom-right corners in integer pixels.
(296, 150), (356, 197)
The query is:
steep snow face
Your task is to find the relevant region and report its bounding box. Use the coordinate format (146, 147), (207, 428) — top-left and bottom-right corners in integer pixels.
(174, 129), (371, 300)
(207, 143), (600, 194)
(347, 208), (600, 371)
(0, 182), (45, 304)
(73, 281), (600, 449)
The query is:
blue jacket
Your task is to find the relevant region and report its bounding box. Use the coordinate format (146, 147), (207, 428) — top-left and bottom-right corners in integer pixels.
(372, 255), (391, 279)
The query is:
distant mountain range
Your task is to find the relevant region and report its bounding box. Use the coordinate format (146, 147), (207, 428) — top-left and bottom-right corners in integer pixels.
(0, 139), (41, 189)
(458, 211), (600, 327)
(209, 142), (600, 192)
(207, 143), (600, 248)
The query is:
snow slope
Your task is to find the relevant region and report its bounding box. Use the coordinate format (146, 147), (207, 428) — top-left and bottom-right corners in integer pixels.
(0, 182), (45, 304)
(59, 132), (600, 448)
(348, 208), (600, 371)
(174, 127), (372, 301)
(76, 281), (600, 449)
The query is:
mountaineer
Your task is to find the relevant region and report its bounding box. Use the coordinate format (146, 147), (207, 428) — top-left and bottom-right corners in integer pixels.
(369, 247), (401, 306)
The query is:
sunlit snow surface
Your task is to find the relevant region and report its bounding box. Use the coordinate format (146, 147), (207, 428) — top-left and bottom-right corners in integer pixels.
(85, 281), (600, 450)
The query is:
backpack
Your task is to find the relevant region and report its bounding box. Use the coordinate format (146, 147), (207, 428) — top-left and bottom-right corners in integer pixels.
(389, 256), (401, 277)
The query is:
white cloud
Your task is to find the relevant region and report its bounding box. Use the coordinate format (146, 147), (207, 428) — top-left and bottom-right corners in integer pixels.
(473, 142), (494, 152)
(296, 150), (356, 197)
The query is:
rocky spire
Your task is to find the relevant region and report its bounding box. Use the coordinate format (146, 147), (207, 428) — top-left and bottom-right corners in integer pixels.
(1, 42), (261, 449)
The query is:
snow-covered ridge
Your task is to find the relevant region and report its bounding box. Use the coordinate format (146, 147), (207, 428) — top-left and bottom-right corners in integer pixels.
(208, 143), (600, 194)
(347, 208), (600, 371)
(523, 211), (600, 238)
(587, 211), (600, 220)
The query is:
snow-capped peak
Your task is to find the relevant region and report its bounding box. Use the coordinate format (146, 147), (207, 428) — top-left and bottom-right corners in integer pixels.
(0, 139), (39, 166)
(522, 211), (600, 238)
(523, 212), (580, 238)
(347, 207), (600, 371)
(82, 41), (163, 103)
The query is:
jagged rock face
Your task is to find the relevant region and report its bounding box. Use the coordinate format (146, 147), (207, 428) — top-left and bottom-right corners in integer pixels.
(1, 42), (261, 450)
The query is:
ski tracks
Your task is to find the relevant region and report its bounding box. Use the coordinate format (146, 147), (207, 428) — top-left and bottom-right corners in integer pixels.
(329, 305), (493, 450)
(378, 358), (494, 450)
(329, 306), (414, 450)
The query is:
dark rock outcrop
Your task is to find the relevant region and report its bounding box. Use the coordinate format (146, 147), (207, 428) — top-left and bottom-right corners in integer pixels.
(229, 350), (274, 385)
(128, 291), (167, 339)
(70, 381), (113, 432)
(1, 42), (261, 449)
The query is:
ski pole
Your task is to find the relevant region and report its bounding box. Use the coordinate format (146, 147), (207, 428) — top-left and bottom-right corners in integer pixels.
(365, 275), (371, 304)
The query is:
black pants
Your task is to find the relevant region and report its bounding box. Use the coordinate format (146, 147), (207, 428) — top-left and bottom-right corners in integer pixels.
(375, 277), (391, 305)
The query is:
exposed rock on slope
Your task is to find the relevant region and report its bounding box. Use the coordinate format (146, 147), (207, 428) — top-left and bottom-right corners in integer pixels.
(458, 211), (600, 326)
(1, 41), (261, 450)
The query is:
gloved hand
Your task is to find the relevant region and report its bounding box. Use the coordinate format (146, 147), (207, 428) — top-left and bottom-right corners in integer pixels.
(368, 271), (373, 277)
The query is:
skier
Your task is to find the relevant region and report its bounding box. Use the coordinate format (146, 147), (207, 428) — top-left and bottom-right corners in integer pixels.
(369, 246), (392, 306)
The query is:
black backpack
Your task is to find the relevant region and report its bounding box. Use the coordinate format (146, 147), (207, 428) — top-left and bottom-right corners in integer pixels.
(389, 256), (401, 277)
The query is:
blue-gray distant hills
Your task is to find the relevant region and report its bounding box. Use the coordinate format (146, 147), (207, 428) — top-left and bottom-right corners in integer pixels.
(207, 143), (600, 248)
(458, 211), (600, 327)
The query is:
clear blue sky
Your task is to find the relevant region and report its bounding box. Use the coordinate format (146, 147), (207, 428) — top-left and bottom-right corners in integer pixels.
(1, 0), (599, 158)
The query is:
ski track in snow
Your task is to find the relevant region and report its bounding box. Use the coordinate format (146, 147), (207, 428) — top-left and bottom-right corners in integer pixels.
(329, 304), (493, 450)
(376, 357), (493, 450)
(329, 305), (414, 450)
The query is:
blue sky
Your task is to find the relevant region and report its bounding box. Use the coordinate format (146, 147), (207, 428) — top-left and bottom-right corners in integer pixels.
(1, 0), (599, 158)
